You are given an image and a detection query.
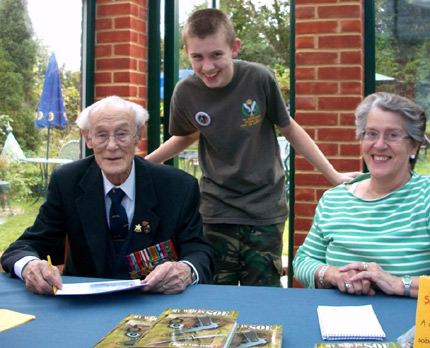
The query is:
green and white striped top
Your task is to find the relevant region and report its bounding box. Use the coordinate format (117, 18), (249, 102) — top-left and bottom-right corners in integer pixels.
(293, 172), (430, 288)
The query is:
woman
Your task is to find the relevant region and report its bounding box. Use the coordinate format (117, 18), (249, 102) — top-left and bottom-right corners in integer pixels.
(293, 92), (430, 298)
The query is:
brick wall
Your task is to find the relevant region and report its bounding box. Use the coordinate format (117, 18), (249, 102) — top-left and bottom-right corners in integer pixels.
(293, 0), (364, 285)
(93, 0), (148, 156)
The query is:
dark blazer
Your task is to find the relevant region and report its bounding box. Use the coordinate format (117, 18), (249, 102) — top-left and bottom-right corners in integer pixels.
(1, 156), (215, 283)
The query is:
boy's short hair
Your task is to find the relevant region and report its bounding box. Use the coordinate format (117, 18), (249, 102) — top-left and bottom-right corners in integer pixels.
(183, 8), (236, 46)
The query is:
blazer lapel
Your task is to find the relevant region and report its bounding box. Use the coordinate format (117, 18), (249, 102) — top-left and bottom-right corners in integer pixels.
(128, 158), (161, 251)
(75, 160), (109, 277)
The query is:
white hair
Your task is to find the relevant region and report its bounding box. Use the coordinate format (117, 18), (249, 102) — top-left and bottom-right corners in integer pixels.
(76, 96), (149, 131)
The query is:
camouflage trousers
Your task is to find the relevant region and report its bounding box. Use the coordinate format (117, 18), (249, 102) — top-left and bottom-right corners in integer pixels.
(203, 223), (285, 287)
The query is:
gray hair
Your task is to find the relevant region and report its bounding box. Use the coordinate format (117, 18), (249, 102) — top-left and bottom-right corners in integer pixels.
(355, 92), (427, 169)
(76, 96), (149, 132)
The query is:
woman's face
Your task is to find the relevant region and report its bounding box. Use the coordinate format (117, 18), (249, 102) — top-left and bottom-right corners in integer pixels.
(362, 107), (419, 183)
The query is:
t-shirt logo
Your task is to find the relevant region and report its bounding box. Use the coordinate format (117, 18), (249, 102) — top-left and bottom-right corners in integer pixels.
(195, 111), (211, 126)
(240, 99), (262, 128)
(241, 99), (259, 117)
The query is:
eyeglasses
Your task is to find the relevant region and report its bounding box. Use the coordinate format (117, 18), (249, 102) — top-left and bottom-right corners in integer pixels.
(362, 130), (410, 143)
(90, 130), (137, 147)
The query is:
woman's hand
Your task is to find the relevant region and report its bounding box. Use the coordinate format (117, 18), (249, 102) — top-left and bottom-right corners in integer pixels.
(325, 264), (373, 295)
(339, 262), (404, 296)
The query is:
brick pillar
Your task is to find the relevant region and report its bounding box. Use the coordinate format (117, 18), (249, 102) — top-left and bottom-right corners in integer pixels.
(94, 0), (148, 156)
(293, 0), (364, 285)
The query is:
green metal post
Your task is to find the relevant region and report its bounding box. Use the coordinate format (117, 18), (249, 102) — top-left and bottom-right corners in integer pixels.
(363, 0), (375, 173)
(84, 0), (96, 157)
(148, 0), (162, 154)
(364, 1), (375, 97)
(163, 0), (179, 167)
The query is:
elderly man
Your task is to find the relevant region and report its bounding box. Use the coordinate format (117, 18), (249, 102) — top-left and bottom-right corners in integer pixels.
(1, 96), (215, 295)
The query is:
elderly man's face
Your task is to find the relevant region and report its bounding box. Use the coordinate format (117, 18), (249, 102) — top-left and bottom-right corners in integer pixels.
(83, 103), (139, 185)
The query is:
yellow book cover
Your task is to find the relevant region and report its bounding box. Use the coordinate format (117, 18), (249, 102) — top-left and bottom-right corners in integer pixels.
(229, 324), (282, 348)
(133, 308), (240, 348)
(414, 276), (430, 347)
(93, 314), (158, 347)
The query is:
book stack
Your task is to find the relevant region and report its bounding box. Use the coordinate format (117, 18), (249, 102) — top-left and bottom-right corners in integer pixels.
(93, 308), (282, 348)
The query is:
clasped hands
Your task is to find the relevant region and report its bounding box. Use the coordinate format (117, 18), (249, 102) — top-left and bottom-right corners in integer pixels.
(326, 262), (404, 296)
(22, 259), (193, 295)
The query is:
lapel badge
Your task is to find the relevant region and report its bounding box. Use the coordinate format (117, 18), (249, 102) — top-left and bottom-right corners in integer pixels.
(134, 224), (142, 233)
(142, 221), (151, 234)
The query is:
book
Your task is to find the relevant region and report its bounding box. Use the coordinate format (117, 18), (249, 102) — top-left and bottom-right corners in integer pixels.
(315, 342), (401, 348)
(317, 305), (386, 341)
(133, 308), (240, 348)
(229, 324), (282, 348)
(93, 314), (158, 347)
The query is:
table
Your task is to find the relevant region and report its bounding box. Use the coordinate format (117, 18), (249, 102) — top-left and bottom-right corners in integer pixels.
(0, 273), (417, 347)
(20, 158), (72, 201)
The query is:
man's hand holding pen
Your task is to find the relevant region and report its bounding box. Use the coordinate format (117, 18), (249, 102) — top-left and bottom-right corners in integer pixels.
(22, 258), (63, 295)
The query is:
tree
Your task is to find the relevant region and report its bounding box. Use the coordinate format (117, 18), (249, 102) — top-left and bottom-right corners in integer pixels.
(61, 68), (81, 128)
(0, 46), (24, 145)
(375, 0), (430, 109)
(220, 0), (290, 67)
(0, 0), (39, 151)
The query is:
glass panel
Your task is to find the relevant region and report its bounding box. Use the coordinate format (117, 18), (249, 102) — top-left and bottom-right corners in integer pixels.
(375, 0), (430, 174)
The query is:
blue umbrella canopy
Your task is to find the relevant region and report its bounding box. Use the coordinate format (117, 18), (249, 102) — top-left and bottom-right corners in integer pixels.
(35, 52), (68, 130)
(160, 69), (194, 99)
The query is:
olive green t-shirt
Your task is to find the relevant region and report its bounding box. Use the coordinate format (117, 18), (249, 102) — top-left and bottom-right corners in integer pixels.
(170, 60), (290, 225)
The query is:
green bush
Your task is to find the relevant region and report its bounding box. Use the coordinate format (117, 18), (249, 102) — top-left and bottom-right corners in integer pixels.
(0, 158), (41, 202)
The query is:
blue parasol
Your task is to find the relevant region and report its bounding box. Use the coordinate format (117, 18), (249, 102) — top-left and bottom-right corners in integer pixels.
(35, 52), (68, 160)
(160, 69), (194, 99)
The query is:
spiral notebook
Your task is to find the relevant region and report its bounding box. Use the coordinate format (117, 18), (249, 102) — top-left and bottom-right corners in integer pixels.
(317, 305), (386, 341)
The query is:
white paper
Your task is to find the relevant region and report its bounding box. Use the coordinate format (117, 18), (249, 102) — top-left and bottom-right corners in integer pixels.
(317, 304), (386, 341)
(55, 279), (146, 295)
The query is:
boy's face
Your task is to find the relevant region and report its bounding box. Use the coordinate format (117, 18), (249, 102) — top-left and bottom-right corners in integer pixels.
(185, 32), (241, 88)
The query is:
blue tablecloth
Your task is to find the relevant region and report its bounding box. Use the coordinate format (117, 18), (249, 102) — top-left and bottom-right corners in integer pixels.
(0, 273), (417, 347)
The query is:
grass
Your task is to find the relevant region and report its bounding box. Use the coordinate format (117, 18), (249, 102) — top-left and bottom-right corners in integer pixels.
(0, 200), (42, 251)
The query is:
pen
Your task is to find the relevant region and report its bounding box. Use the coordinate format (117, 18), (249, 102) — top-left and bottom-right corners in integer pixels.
(47, 255), (57, 293)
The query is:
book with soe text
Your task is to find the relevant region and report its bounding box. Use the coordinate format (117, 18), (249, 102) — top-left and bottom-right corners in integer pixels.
(93, 314), (158, 347)
(229, 324), (282, 348)
(133, 308), (239, 348)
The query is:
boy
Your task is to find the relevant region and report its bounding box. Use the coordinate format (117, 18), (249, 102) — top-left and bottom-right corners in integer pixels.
(146, 8), (357, 287)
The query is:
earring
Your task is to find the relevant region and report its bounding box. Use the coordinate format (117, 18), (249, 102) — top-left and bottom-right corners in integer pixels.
(410, 154), (416, 160)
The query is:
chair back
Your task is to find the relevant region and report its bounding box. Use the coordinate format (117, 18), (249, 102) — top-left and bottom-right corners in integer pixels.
(59, 140), (80, 161)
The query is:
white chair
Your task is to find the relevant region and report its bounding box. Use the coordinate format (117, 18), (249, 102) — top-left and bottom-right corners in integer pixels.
(59, 140), (80, 161)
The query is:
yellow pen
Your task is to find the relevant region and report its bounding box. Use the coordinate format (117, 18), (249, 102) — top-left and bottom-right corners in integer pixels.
(47, 255), (57, 293)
